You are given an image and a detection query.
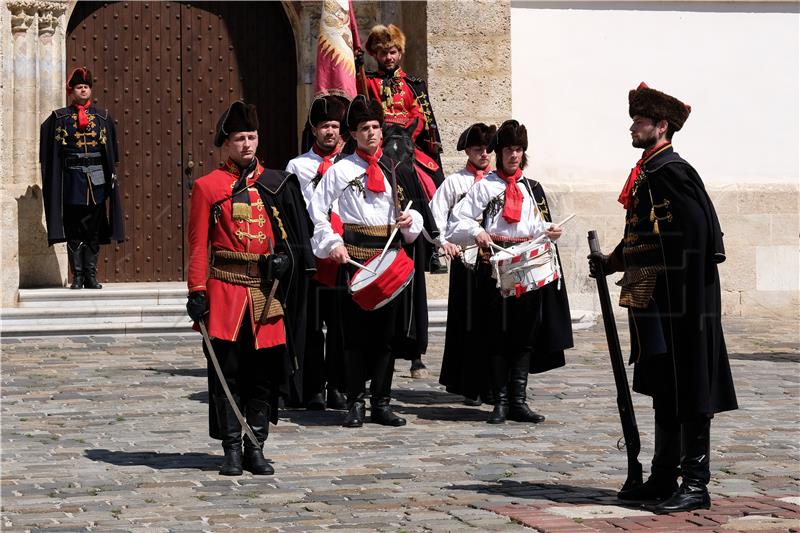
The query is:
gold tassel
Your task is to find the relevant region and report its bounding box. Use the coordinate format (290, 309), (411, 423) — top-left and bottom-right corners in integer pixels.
(653, 219), (660, 235)
(232, 202), (251, 220)
(650, 206), (659, 234)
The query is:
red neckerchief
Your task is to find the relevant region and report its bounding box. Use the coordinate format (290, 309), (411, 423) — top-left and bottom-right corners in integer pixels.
(73, 101), (91, 132)
(618, 142), (671, 209)
(496, 166), (524, 224)
(355, 147), (385, 193)
(466, 161), (491, 183)
(312, 142), (341, 179)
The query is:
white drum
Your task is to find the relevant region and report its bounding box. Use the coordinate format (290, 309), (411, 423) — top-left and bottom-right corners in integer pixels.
(489, 239), (560, 298)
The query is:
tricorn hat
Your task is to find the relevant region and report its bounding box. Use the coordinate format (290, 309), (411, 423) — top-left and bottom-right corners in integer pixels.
(366, 24), (406, 56)
(628, 82), (691, 132)
(67, 67), (92, 90)
(488, 120), (528, 152)
(307, 95), (347, 129)
(214, 100), (259, 147)
(456, 123), (497, 151)
(344, 95), (384, 132)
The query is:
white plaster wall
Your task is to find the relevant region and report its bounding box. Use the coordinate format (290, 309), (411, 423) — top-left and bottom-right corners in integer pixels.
(511, 2), (800, 185)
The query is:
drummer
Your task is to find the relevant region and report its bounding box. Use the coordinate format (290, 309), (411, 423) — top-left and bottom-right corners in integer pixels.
(446, 119), (574, 424)
(309, 95), (435, 428)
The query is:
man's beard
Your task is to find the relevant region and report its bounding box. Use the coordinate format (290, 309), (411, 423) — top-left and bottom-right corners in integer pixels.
(316, 137), (337, 151)
(631, 132), (658, 150)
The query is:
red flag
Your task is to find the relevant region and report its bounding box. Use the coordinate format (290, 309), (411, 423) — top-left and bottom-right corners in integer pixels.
(314, 0), (360, 99)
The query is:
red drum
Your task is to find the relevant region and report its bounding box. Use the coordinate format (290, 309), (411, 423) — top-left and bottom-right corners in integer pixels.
(349, 248), (414, 311)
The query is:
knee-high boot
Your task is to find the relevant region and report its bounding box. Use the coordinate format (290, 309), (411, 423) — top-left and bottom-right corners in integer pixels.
(651, 417), (711, 513)
(508, 352), (545, 423)
(68, 240), (84, 290)
(342, 349), (366, 427)
(242, 399), (274, 475)
(370, 352), (405, 426)
(487, 354), (509, 424)
(619, 416), (680, 501)
(214, 395), (243, 476)
(82, 245), (103, 289)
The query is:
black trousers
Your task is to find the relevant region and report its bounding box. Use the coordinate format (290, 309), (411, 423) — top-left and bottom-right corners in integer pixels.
(204, 319), (280, 439)
(304, 280), (345, 398)
(64, 204), (105, 252)
(339, 286), (402, 404)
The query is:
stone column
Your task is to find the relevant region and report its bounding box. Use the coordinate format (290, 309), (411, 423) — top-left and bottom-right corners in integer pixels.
(1, 0), (68, 307)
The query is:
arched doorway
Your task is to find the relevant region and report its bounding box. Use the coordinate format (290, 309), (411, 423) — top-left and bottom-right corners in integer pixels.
(66, 1), (297, 283)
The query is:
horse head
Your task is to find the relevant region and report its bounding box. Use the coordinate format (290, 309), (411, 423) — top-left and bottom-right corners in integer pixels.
(382, 118), (418, 165)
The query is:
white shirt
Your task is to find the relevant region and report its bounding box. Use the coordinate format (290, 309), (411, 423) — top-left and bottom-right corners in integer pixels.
(428, 166), (480, 247)
(447, 171), (548, 246)
(309, 152), (424, 259)
(285, 149), (327, 208)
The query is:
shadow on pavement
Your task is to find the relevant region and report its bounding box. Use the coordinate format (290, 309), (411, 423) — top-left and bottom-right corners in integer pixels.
(450, 480), (644, 509)
(280, 408), (349, 426)
(146, 367), (207, 378)
(393, 388), (465, 405)
(187, 390), (209, 404)
(394, 403), (489, 422)
(85, 449), (220, 471)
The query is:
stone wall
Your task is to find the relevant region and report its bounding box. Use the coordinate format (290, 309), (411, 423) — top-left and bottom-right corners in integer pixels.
(1, 0), (70, 307)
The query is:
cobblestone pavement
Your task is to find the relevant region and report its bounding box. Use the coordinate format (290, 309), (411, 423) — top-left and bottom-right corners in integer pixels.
(1, 318), (798, 532)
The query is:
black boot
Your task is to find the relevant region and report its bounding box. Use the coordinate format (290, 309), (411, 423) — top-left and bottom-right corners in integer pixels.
(409, 358), (429, 379)
(650, 418), (712, 514)
(214, 395), (243, 476)
(370, 397), (406, 426)
(619, 416), (680, 501)
(507, 352), (545, 423)
(82, 245), (103, 289)
(326, 388), (347, 410)
(242, 399), (274, 475)
(306, 391), (326, 410)
(68, 241), (84, 289)
(487, 354), (509, 424)
(342, 398), (366, 427)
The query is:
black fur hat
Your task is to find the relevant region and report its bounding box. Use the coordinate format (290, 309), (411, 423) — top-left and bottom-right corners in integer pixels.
(67, 67), (92, 89)
(214, 100), (259, 147)
(307, 95), (347, 129)
(456, 123), (497, 151)
(629, 82), (691, 131)
(488, 120), (528, 152)
(344, 95), (384, 132)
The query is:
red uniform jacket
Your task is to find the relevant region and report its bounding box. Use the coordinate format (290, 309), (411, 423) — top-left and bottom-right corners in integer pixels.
(187, 160), (286, 349)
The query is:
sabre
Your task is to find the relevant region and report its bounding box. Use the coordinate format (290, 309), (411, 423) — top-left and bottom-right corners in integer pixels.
(587, 229), (642, 493)
(198, 319), (260, 448)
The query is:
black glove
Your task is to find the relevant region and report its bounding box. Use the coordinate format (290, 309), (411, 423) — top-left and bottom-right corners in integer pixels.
(587, 252), (615, 279)
(354, 48), (365, 70)
(265, 253), (291, 283)
(186, 291), (208, 322)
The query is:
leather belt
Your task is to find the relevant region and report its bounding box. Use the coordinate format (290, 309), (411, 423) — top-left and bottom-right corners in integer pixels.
(211, 256), (265, 278)
(65, 156), (102, 167)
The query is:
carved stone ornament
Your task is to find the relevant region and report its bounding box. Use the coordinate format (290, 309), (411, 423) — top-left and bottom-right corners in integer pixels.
(7, 0), (67, 35)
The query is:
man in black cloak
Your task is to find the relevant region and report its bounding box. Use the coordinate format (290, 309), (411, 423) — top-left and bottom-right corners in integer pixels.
(589, 82), (737, 514)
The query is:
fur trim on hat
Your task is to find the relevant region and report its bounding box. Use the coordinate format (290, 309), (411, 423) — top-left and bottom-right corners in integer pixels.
(489, 120), (528, 152)
(67, 67), (92, 89)
(214, 100), (259, 147)
(456, 123), (497, 151)
(366, 24), (406, 56)
(308, 95), (347, 128)
(629, 82), (691, 131)
(345, 95), (384, 131)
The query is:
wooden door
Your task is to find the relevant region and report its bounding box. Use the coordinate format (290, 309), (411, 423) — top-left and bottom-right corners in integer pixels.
(66, 1), (297, 282)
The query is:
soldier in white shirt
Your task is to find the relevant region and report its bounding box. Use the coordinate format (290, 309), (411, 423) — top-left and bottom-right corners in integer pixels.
(433, 123), (497, 406)
(285, 96), (348, 411)
(309, 95), (434, 428)
(447, 120), (574, 424)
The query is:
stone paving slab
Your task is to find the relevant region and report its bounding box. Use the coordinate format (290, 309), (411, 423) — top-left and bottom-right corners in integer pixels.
(1, 317), (798, 532)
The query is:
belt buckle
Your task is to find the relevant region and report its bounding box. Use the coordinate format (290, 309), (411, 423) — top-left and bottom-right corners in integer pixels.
(246, 262), (258, 278)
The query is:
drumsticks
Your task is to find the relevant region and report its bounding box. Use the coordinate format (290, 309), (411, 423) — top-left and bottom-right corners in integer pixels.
(346, 258), (377, 275)
(488, 213), (577, 256)
(377, 200), (413, 264)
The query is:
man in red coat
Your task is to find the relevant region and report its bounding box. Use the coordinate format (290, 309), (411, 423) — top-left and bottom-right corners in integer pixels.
(186, 101), (295, 476)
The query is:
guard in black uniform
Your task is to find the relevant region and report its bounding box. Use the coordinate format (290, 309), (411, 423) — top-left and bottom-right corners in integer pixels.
(40, 67), (124, 289)
(589, 83), (737, 513)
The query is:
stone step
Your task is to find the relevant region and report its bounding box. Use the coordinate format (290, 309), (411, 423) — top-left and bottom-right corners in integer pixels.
(1, 283), (594, 337)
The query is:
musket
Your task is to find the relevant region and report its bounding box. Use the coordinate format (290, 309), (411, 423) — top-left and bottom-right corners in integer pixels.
(587, 230), (643, 493)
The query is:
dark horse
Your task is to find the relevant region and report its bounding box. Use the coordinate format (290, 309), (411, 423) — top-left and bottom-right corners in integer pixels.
(381, 119), (443, 378)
